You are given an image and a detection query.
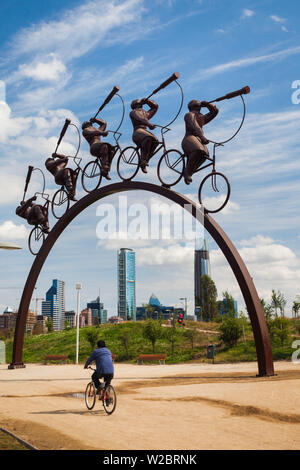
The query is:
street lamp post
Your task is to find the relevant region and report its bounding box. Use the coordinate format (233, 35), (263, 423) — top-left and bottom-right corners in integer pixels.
(75, 283), (82, 365)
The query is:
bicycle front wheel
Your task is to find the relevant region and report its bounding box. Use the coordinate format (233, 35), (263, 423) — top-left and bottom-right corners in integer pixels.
(81, 160), (102, 193)
(103, 385), (117, 415)
(85, 381), (96, 410)
(117, 146), (140, 181)
(51, 188), (70, 219)
(198, 171), (230, 213)
(157, 149), (185, 187)
(28, 226), (45, 255)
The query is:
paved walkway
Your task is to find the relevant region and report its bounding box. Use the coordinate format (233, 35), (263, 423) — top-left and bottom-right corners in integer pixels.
(0, 361), (299, 450)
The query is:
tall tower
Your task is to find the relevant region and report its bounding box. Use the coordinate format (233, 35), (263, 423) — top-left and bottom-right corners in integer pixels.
(118, 248), (136, 321)
(42, 279), (65, 330)
(194, 237), (211, 319)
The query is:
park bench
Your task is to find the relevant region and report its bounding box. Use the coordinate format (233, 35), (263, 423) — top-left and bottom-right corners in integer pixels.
(43, 354), (68, 365)
(137, 354), (167, 365)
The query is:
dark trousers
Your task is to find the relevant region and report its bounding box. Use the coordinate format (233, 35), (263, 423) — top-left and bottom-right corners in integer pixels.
(92, 371), (113, 390)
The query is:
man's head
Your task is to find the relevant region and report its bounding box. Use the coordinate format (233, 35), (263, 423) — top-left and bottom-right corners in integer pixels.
(188, 99), (202, 112)
(82, 121), (91, 130)
(97, 340), (106, 348)
(131, 99), (143, 110)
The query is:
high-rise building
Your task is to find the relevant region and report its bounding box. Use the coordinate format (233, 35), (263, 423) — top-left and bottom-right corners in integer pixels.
(118, 248), (136, 321)
(87, 296), (107, 325)
(194, 237), (212, 320)
(41, 279), (65, 331)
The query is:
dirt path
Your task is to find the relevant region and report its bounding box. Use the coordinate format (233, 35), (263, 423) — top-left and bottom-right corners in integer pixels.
(0, 362), (299, 450)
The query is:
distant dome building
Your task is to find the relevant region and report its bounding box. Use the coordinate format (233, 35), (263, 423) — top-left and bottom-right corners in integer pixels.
(3, 307), (14, 314)
(149, 294), (161, 308)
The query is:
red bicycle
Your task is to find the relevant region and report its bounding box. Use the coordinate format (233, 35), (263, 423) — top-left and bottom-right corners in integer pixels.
(85, 367), (117, 415)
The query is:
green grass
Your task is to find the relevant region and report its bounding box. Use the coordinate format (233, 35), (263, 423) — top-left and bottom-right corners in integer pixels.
(4, 319), (299, 365)
(0, 430), (29, 450)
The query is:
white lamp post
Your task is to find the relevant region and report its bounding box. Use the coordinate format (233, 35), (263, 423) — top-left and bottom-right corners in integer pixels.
(75, 283), (82, 365)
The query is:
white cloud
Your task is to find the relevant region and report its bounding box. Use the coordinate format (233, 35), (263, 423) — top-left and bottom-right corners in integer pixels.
(10, 0), (145, 62)
(193, 45), (300, 80)
(242, 9), (255, 19)
(18, 54), (67, 82)
(0, 220), (29, 240)
(270, 14), (286, 24)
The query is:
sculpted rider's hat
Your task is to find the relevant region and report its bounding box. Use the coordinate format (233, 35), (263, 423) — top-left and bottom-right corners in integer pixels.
(131, 99), (143, 110)
(188, 99), (202, 111)
(82, 121), (91, 129)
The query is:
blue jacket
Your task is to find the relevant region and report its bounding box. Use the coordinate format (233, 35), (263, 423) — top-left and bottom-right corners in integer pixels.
(84, 347), (114, 375)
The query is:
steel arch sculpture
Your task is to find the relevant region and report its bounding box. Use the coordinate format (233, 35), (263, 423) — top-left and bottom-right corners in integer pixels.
(9, 181), (274, 377)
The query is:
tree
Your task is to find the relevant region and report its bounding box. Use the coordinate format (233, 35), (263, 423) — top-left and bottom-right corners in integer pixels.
(164, 326), (178, 355)
(270, 290), (281, 318)
(120, 328), (131, 359)
(269, 317), (290, 347)
(220, 291), (236, 317)
(292, 300), (300, 318)
(45, 317), (53, 333)
(142, 303), (155, 320)
(85, 328), (99, 352)
(218, 316), (243, 347)
(184, 327), (200, 350)
(143, 319), (162, 353)
(198, 275), (218, 322)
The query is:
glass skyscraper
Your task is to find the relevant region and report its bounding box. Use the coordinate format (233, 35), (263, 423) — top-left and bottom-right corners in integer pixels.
(41, 279), (65, 330)
(194, 237), (212, 319)
(118, 248), (136, 321)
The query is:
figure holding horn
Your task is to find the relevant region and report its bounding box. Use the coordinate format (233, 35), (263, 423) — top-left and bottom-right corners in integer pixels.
(129, 98), (159, 173)
(181, 100), (219, 185)
(82, 86), (120, 180)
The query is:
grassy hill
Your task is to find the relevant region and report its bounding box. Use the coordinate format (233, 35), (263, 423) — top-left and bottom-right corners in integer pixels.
(3, 319), (299, 365)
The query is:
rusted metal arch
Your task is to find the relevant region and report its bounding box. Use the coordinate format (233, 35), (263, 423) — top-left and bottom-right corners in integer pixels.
(9, 181), (274, 376)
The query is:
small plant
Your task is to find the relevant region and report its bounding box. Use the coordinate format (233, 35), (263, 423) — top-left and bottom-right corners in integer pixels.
(219, 317), (243, 347)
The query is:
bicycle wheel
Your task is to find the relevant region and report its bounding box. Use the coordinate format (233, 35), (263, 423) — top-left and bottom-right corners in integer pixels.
(81, 160), (102, 193)
(51, 188), (70, 219)
(85, 381), (96, 410)
(117, 146), (140, 181)
(198, 171), (231, 213)
(28, 226), (45, 255)
(157, 149), (185, 187)
(102, 385), (117, 415)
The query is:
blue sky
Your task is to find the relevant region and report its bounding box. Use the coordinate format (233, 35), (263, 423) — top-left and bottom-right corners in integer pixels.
(0, 0), (300, 318)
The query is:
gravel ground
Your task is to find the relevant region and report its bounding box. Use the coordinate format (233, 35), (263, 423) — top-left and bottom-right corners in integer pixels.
(0, 361), (299, 450)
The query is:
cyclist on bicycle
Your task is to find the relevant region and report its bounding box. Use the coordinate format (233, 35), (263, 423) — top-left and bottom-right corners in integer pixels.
(84, 340), (114, 393)
(181, 100), (218, 185)
(82, 118), (115, 180)
(129, 98), (159, 173)
(45, 153), (77, 201)
(16, 195), (50, 233)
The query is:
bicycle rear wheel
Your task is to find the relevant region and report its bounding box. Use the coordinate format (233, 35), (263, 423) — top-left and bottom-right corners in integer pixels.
(157, 149), (185, 187)
(28, 226), (45, 255)
(85, 381), (96, 410)
(198, 171), (230, 213)
(117, 146), (140, 181)
(51, 188), (70, 219)
(81, 160), (102, 193)
(102, 385), (117, 415)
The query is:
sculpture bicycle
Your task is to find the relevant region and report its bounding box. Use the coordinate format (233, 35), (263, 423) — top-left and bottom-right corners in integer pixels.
(116, 72), (184, 182)
(157, 86), (250, 213)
